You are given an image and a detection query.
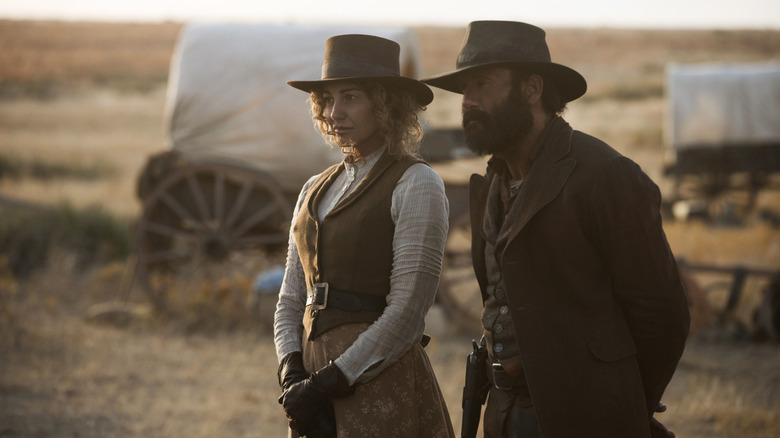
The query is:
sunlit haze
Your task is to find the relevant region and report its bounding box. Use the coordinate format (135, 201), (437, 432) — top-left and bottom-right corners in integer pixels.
(2, 0), (779, 29)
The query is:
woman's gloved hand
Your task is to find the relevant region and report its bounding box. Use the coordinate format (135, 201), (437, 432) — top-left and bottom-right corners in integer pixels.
(278, 362), (354, 436)
(304, 402), (337, 438)
(277, 351), (308, 391)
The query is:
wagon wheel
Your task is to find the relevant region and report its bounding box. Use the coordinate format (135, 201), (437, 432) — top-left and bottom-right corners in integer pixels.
(437, 213), (483, 333)
(134, 162), (291, 326)
(672, 171), (763, 224)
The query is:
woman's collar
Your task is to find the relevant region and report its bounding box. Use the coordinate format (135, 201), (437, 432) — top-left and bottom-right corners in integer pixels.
(344, 145), (387, 170)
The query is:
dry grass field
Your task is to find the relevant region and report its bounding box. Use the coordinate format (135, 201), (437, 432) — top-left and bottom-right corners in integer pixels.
(1, 20), (780, 437)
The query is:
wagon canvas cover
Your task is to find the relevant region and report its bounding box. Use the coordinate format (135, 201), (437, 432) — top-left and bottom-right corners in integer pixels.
(164, 23), (425, 192)
(666, 62), (780, 150)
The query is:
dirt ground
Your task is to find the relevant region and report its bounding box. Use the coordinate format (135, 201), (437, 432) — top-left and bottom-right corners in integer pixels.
(1, 20), (780, 437)
(1, 251), (779, 438)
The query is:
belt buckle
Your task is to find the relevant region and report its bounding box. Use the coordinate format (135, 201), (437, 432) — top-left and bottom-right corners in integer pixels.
(310, 282), (329, 311)
(492, 363), (513, 390)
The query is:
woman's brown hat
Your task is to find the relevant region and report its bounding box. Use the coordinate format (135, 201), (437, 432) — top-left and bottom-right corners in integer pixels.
(287, 34), (434, 106)
(422, 21), (587, 103)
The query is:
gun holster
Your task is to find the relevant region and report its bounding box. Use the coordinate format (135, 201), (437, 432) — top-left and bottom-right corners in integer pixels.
(461, 338), (490, 438)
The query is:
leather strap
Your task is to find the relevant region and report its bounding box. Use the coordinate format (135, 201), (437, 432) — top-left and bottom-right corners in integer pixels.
(307, 285), (387, 313)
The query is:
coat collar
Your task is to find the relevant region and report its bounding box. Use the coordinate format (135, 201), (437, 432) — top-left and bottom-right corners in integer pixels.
(470, 117), (577, 253)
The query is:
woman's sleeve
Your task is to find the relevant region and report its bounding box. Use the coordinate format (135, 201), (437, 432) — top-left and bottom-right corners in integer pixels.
(333, 163), (450, 384)
(273, 175), (318, 362)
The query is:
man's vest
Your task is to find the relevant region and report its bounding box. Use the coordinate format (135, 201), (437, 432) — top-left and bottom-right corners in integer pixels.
(294, 152), (423, 340)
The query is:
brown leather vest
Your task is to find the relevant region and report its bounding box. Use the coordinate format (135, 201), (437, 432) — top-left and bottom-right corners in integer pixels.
(294, 152), (423, 340)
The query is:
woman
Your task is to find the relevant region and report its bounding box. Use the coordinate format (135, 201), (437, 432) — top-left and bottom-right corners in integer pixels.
(273, 34), (454, 438)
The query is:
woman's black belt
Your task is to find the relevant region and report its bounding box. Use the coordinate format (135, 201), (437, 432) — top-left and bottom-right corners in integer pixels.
(306, 282), (387, 313)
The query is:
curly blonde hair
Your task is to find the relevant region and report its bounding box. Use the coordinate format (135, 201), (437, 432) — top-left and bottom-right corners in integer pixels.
(308, 80), (425, 161)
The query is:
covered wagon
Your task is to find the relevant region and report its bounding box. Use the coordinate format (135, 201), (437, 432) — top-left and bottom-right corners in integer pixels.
(133, 23), (471, 321)
(663, 62), (780, 223)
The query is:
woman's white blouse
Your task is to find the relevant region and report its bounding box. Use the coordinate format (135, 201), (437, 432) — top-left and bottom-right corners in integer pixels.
(273, 148), (449, 385)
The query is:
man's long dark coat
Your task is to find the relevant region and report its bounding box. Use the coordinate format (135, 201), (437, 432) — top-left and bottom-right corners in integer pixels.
(469, 117), (690, 437)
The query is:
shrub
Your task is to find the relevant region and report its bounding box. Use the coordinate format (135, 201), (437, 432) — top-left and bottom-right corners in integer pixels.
(0, 152), (113, 181)
(0, 203), (133, 278)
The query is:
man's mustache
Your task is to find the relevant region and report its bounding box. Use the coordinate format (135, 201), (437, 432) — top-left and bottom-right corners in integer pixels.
(462, 109), (491, 128)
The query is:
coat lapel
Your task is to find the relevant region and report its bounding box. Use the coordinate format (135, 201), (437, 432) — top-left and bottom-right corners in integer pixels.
(469, 173), (490, 244)
(469, 172), (491, 299)
(501, 119), (576, 253)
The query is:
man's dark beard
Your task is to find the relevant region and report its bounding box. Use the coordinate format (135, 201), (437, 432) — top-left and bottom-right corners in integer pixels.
(462, 94), (533, 156)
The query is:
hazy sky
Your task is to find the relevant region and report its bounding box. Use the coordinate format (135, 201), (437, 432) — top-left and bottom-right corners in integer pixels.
(2, 0), (779, 29)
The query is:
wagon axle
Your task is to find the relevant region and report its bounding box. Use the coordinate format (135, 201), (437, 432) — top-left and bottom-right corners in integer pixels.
(201, 233), (230, 262)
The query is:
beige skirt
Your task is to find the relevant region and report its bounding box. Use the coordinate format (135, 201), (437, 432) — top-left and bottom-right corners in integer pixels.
(294, 323), (454, 438)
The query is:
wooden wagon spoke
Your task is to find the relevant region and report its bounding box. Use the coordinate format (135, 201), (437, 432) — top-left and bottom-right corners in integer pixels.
(214, 169), (225, 223)
(142, 220), (200, 240)
(223, 179), (253, 230)
(231, 203), (277, 238)
(187, 172), (212, 223)
(160, 191), (206, 231)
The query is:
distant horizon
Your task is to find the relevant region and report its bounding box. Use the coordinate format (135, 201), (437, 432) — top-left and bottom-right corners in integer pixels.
(3, 16), (780, 32)
(1, 0), (779, 30)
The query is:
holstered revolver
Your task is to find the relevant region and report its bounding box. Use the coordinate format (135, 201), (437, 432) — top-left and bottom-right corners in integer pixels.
(461, 338), (490, 438)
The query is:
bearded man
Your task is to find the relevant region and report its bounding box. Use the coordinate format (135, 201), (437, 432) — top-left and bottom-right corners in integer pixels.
(423, 21), (690, 438)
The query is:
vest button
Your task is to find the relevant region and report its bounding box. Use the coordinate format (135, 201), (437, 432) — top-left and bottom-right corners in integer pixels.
(494, 343), (503, 353)
(495, 289), (505, 299)
(494, 323), (503, 333)
(499, 305), (509, 315)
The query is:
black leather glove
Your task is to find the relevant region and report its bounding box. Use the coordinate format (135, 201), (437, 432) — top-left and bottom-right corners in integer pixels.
(278, 351), (308, 391)
(278, 362), (355, 436)
(650, 403), (674, 438)
(650, 417), (675, 438)
(303, 402), (337, 438)
(277, 353), (339, 437)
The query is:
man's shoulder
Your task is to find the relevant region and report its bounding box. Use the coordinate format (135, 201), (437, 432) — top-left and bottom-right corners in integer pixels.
(574, 129), (652, 164)
(567, 130), (657, 191)
(565, 129), (651, 182)
(569, 130), (622, 161)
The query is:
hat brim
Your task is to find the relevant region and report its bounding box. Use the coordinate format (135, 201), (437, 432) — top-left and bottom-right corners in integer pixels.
(422, 61), (587, 103)
(287, 76), (434, 106)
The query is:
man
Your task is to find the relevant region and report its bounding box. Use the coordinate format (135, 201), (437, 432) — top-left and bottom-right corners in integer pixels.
(422, 21), (690, 438)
